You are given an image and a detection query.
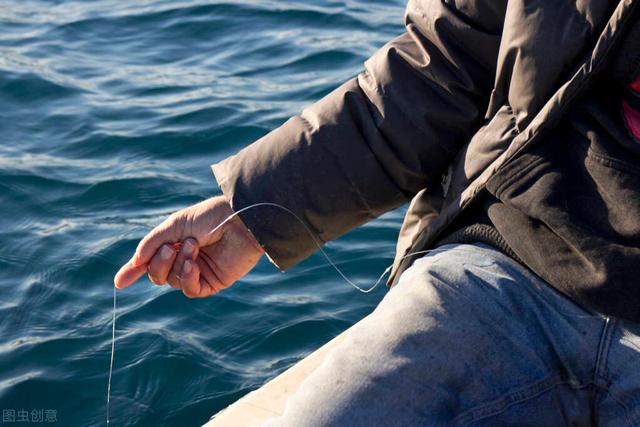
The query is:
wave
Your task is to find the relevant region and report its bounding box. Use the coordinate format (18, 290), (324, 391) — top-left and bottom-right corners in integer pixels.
(0, 1), (405, 425)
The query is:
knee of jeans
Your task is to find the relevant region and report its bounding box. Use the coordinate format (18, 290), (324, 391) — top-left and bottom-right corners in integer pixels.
(390, 246), (556, 331)
(404, 245), (594, 320)
(374, 259), (489, 342)
(394, 247), (501, 304)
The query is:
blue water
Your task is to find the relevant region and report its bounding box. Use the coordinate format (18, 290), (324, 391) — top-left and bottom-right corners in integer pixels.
(0, 1), (406, 425)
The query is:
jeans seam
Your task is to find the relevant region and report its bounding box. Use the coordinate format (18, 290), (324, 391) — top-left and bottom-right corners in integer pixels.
(453, 373), (591, 426)
(594, 317), (615, 386)
(592, 319), (637, 425)
(593, 319), (640, 426)
(593, 383), (635, 426)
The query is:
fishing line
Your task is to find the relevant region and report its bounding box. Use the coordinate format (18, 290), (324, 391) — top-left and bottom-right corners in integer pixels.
(106, 202), (434, 425)
(206, 202), (406, 293)
(106, 283), (116, 425)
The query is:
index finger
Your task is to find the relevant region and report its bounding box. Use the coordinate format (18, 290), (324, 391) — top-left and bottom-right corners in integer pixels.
(115, 242), (184, 289)
(114, 261), (147, 289)
(129, 214), (182, 267)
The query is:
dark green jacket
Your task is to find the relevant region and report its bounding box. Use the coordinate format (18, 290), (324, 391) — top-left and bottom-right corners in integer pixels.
(212, 0), (640, 320)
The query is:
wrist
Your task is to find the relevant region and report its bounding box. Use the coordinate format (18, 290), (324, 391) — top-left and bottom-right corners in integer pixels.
(216, 196), (265, 255)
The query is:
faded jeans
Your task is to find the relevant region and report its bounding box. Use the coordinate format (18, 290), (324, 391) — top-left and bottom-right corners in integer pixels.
(264, 243), (640, 426)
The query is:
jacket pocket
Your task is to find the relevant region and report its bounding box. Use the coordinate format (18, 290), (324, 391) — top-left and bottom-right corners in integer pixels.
(485, 122), (640, 321)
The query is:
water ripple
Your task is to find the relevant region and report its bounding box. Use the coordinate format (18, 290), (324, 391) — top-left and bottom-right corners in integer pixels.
(0, 1), (405, 425)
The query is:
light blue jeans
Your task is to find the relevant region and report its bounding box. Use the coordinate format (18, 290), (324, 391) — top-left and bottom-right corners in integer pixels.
(264, 243), (640, 426)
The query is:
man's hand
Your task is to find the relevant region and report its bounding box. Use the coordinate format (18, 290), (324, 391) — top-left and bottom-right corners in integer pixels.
(113, 196), (264, 298)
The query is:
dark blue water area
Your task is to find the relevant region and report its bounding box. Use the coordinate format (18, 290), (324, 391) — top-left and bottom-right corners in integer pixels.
(0, 1), (406, 425)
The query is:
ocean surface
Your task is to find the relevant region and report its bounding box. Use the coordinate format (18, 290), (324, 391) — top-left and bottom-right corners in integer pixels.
(0, 1), (406, 425)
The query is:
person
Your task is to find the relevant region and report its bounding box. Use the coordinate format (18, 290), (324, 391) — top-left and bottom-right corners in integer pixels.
(114, 0), (640, 424)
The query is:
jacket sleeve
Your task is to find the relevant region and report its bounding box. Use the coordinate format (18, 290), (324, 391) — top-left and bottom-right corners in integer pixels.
(211, 0), (504, 270)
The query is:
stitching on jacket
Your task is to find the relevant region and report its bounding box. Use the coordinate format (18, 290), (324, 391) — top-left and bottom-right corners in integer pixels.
(570, 135), (640, 176)
(493, 156), (546, 198)
(584, 144), (640, 175)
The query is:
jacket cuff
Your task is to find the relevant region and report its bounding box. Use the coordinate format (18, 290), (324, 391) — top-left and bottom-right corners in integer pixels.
(211, 161), (288, 271)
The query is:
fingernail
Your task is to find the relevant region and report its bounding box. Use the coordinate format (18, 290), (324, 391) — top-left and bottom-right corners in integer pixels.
(183, 239), (197, 256)
(183, 260), (192, 274)
(160, 245), (173, 260)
